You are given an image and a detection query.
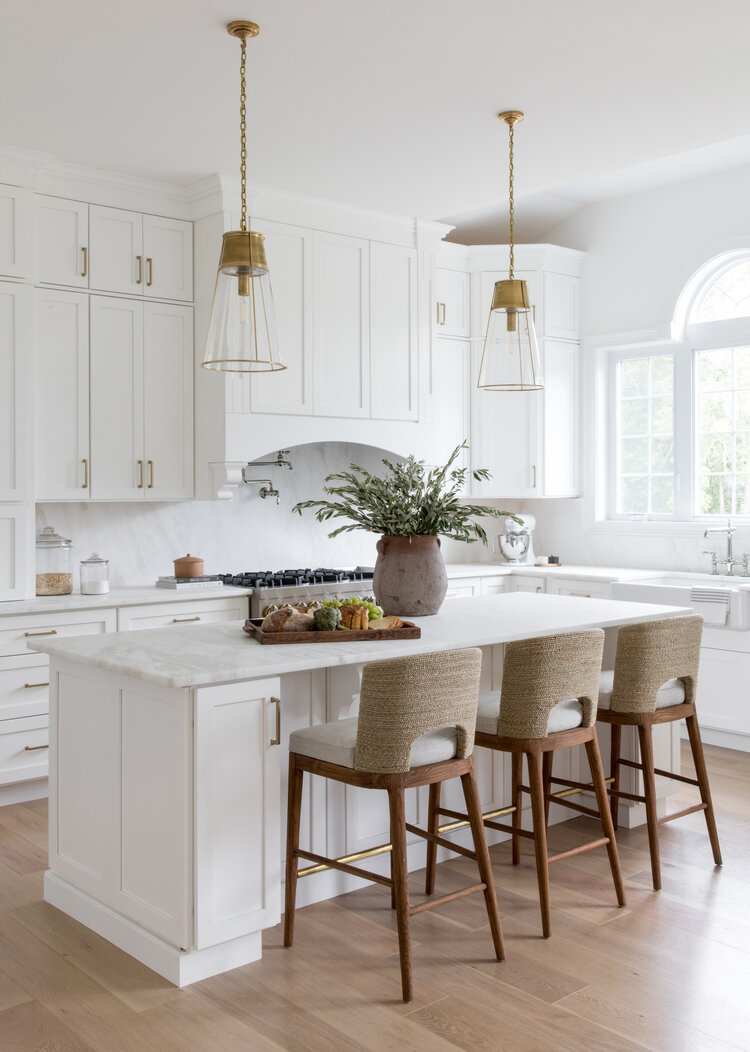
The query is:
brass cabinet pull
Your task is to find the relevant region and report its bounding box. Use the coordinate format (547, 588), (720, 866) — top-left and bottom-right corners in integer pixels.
(441, 302), (446, 325)
(82, 458), (88, 489)
(24, 629), (57, 638)
(173, 616), (200, 623)
(146, 257), (153, 287)
(531, 465), (537, 488)
(270, 696), (281, 746)
(81, 246), (87, 278)
(148, 460), (154, 488)
(136, 255), (143, 284)
(24, 744), (49, 752)
(436, 302), (441, 325)
(137, 460), (144, 488)
(436, 302), (447, 326)
(24, 682), (50, 689)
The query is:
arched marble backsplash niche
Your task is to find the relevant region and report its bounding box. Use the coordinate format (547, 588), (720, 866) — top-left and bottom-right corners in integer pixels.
(35, 442), (427, 588)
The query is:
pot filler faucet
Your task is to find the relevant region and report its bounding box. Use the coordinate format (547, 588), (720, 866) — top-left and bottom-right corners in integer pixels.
(703, 517), (748, 576)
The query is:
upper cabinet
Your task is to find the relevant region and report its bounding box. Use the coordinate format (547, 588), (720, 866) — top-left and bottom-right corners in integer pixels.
(0, 282), (30, 501)
(34, 198), (193, 302)
(436, 266), (470, 338)
(0, 186), (31, 280)
(370, 243), (418, 422)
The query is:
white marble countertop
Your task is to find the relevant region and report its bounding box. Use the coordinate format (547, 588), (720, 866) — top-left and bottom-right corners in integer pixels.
(446, 563), (658, 582)
(0, 584), (253, 617)
(29, 593), (691, 689)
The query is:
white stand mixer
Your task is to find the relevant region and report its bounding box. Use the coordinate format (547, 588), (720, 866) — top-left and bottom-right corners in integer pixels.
(494, 514), (536, 565)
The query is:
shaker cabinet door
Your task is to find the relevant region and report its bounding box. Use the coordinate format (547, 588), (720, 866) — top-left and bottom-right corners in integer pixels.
(143, 302), (194, 499)
(0, 281), (29, 500)
(34, 289), (90, 499)
(34, 196), (89, 288)
(370, 242), (418, 421)
(142, 215), (193, 302)
(90, 296), (144, 499)
(89, 205), (143, 296)
(0, 185), (31, 279)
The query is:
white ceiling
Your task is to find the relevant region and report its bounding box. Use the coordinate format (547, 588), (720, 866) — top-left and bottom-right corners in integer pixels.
(2, 0), (750, 240)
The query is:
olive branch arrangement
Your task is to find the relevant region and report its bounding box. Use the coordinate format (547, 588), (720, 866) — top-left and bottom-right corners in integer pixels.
(292, 443), (521, 543)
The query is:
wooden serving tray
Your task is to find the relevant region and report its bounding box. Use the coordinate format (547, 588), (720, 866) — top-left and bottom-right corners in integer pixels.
(243, 618), (421, 645)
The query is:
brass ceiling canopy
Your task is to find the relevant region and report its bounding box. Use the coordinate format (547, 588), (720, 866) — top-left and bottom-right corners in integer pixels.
(477, 109), (543, 392)
(202, 19), (286, 373)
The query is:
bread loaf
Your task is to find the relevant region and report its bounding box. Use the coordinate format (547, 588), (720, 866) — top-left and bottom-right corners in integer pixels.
(261, 609), (292, 632)
(368, 615), (404, 631)
(283, 612), (315, 632)
(340, 604), (369, 630)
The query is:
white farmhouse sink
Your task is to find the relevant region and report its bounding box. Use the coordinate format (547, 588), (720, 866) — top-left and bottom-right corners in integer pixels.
(611, 572), (750, 630)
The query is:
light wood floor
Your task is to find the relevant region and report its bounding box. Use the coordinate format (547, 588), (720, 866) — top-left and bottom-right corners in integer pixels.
(0, 742), (748, 1051)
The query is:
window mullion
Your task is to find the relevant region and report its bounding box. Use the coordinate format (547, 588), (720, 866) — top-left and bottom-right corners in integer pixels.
(673, 345), (693, 519)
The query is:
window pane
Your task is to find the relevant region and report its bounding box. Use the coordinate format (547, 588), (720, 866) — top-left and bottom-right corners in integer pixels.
(651, 396), (673, 434)
(621, 476), (648, 514)
(737, 391), (750, 430)
(700, 391), (732, 432)
(620, 358), (649, 397)
(700, 474), (733, 515)
(621, 398), (648, 435)
(651, 436), (674, 473)
(700, 349), (733, 390)
(650, 356), (673, 396)
(735, 433), (750, 474)
(701, 433), (732, 474)
(737, 475), (750, 514)
(621, 437), (648, 474)
(695, 262), (750, 323)
(615, 355), (674, 516)
(650, 476), (674, 514)
(735, 347), (750, 389)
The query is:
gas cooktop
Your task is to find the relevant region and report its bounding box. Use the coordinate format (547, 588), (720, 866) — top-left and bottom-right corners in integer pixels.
(221, 567), (374, 589)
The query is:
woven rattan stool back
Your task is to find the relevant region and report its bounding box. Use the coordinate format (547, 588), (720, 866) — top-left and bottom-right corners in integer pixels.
(610, 615), (702, 714)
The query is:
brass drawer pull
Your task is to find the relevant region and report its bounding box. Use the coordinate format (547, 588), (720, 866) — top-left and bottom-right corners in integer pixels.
(148, 459), (154, 488)
(24, 744), (49, 752)
(24, 629), (57, 638)
(136, 255), (143, 284)
(82, 457), (89, 488)
(173, 616), (200, 623)
(146, 257), (153, 287)
(24, 682), (49, 689)
(270, 696), (281, 746)
(137, 460), (144, 488)
(81, 246), (87, 278)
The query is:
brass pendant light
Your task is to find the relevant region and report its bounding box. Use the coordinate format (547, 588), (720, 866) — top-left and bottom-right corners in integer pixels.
(477, 111), (543, 391)
(202, 21), (286, 373)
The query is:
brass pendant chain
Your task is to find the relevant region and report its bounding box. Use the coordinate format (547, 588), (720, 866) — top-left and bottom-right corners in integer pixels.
(240, 35), (247, 232)
(508, 120), (515, 279)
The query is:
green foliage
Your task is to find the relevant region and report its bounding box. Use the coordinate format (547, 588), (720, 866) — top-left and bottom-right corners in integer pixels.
(313, 605), (342, 631)
(321, 597), (383, 621)
(293, 443), (521, 545)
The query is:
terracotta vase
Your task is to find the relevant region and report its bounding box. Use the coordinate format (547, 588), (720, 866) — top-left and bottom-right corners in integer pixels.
(373, 535), (448, 616)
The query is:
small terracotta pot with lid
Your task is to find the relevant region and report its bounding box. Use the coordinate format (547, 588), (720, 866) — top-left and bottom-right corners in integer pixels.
(174, 554), (205, 579)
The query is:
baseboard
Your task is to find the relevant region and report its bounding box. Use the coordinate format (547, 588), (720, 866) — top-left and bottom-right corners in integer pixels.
(0, 778), (48, 807)
(44, 872), (263, 987)
(680, 725), (750, 753)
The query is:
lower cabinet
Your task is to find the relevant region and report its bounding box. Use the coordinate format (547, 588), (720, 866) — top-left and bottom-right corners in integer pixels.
(546, 577), (611, 600)
(507, 576), (546, 594)
(0, 714), (48, 787)
(696, 647), (750, 738)
(117, 595), (248, 631)
(0, 504), (27, 602)
(445, 576), (481, 598)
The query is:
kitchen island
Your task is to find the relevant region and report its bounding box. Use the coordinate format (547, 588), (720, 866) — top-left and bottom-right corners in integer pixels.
(30, 592), (690, 986)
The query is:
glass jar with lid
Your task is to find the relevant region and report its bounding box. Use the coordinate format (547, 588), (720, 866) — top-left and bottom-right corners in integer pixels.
(36, 526), (73, 595)
(80, 553), (110, 595)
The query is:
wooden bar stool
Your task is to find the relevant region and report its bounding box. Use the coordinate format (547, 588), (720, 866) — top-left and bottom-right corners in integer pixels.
(596, 615), (722, 890)
(284, 648), (504, 1003)
(425, 630), (626, 938)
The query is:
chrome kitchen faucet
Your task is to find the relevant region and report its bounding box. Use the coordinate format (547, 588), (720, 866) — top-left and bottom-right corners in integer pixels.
(703, 517), (748, 575)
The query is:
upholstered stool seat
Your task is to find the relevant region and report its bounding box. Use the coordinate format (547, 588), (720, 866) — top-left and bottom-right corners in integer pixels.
(477, 692), (583, 736)
(597, 669), (685, 710)
(289, 719), (459, 769)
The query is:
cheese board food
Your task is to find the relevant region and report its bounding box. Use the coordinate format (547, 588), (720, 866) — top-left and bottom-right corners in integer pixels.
(243, 598), (420, 644)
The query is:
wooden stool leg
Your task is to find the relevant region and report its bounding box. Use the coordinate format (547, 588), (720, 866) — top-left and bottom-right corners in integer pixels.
(388, 786), (413, 1002)
(283, 757), (304, 947)
(609, 723), (622, 831)
(511, 751), (523, 866)
(425, 781), (441, 895)
(542, 752), (553, 827)
(585, 733), (626, 907)
(685, 713), (723, 866)
(527, 746), (552, 938)
(637, 721), (662, 891)
(460, 764), (505, 961)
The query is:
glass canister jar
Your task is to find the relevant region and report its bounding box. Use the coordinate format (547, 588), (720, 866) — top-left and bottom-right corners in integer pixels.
(80, 553), (110, 595)
(36, 526), (73, 595)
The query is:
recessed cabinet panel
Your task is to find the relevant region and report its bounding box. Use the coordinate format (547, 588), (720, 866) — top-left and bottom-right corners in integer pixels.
(0, 505), (26, 602)
(370, 243), (418, 421)
(0, 282), (29, 500)
(34, 196), (89, 288)
(436, 267), (470, 337)
(142, 215), (193, 302)
(313, 233), (369, 418)
(436, 337), (470, 489)
(89, 206), (143, 296)
(90, 297), (144, 499)
(0, 186), (30, 279)
(543, 339), (579, 497)
(250, 220), (312, 415)
(34, 289), (90, 499)
(143, 303), (193, 499)
(543, 272), (580, 339)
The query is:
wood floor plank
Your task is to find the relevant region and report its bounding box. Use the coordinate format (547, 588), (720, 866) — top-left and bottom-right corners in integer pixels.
(0, 1000), (97, 1051)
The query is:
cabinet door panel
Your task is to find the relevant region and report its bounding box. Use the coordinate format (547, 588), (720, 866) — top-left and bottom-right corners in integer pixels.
(0, 281), (29, 500)
(143, 303), (193, 499)
(34, 289), (90, 499)
(0, 505), (26, 602)
(89, 206), (143, 295)
(370, 243), (418, 421)
(436, 267), (470, 337)
(0, 186), (30, 278)
(436, 337), (470, 486)
(543, 272), (580, 339)
(249, 220), (312, 415)
(34, 196), (89, 288)
(313, 233), (369, 418)
(90, 297), (144, 498)
(696, 649), (750, 736)
(543, 339), (579, 497)
(142, 215), (193, 301)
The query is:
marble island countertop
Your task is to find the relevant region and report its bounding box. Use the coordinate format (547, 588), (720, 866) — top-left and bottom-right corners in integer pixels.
(28, 592), (691, 689)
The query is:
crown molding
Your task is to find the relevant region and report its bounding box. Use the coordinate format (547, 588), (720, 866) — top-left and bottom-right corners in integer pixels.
(588, 325), (673, 352)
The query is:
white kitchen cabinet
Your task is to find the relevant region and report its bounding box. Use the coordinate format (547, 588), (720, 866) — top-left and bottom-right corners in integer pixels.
(0, 281), (29, 501)
(543, 271), (580, 340)
(436, 266), (470, 337)
(34, 196), (89, 288)
(370, 242), (418, 421)
(0, 505), (27, 602)
(194, 677), (281, 948)
(0, 185), (31, 279)
(542, 338), (579, 497)
(89, 206), (192, 301)
(546, 577), (610, 600)
(436, 337), (471, 486)
(0, 653), (50, 721)
(480, 576), (508, 596)
(90, 296), (193, 500)
(445, 575), (481, 598)
(507, 576), (545, 594)
(117, 595), (248, 632)
(313, 232), (370, 418)
(249, 219), (313, 416)
(473, 361), (542, 498)
(0, 607), (116, 659)
(33, 288), (90, 499)
(0, 715), (49, 787)
(696, 648), (750, 737)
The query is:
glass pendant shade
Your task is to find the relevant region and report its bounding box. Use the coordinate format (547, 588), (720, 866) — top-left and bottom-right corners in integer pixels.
(202, 231), (285, 372)
(477, 278), (543, 391)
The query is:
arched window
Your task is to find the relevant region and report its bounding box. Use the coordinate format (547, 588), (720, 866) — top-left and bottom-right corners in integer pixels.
(694, 260), (750, 323)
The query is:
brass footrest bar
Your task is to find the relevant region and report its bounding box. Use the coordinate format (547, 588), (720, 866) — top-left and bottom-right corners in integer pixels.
(658, 802), (707, 825)
(409, 883), (486, 916)
(547, 837), (610, 864)
(437, 803), (517, 830)
(548, 775), (615, 800)
(404, 822), (478, 862)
